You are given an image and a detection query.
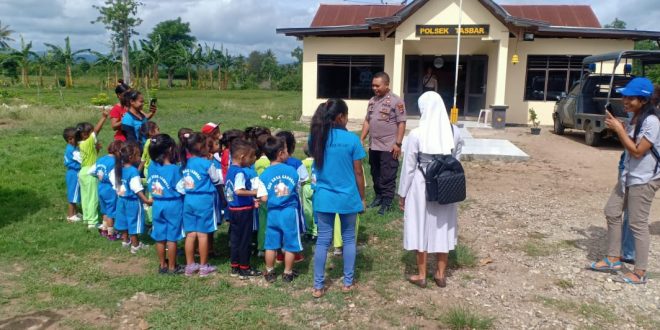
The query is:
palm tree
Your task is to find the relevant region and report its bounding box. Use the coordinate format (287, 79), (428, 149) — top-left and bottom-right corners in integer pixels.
(140, 35), (162, 88)
(0, 21), (15, 50)
(10, 35), (37, 87)
(44, 36), (90, 88)
(33, 52), (52, 88)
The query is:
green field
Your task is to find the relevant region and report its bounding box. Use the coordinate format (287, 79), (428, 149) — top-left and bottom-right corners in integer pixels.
(0, 85), (482, 329)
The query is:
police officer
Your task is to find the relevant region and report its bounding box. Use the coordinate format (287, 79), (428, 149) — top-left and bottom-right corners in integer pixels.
(360, 72), (407, 215)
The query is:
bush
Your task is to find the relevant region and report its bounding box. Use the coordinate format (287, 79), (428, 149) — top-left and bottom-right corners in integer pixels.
(449, 243), (477, 268)
(91, 93), (111, 106)
(441, 306), (494, 330)
(276, 73), (302, 91)
(0, 89), (15, 100)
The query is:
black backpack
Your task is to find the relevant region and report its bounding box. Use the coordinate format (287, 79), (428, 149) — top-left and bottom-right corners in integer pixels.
(416, 127), (466, 204)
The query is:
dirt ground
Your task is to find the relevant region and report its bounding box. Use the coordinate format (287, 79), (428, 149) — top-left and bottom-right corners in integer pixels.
(441, 125), (660, 328)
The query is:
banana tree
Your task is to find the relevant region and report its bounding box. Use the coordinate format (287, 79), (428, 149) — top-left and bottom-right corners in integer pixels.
(140, 35), (162, 88)
(0, 20), (15, 50)
(44, 36), (90, 88)
(214, 47), (232, 90)
(92, 51), (119, 89)
(173, 42), (200, 88)
(10, 35), (37, 87)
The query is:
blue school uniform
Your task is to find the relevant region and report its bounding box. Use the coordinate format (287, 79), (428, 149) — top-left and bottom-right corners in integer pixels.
(284, 156), (309, 233)
(115, 166), (145, 235)
(95, 155), (117, 219)
(64, 144), (81, 204)
(147, 163), (185, 242)
(225, 164), (255, 208)
(259, 163), (302, 252)
(211, 155), (224, 225)
(182, 157), (221, 233)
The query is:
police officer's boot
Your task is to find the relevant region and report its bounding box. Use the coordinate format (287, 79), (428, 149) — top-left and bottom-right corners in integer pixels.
(368, 195), (382, 208)
(377, 199), (392, 215)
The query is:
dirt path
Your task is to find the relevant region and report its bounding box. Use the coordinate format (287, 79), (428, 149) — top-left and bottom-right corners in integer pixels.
(397, 126), (660, 328)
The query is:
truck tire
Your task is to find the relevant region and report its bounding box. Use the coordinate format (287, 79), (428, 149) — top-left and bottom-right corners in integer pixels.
(553, 115), (565, 135)
(584, 125), (601, 146)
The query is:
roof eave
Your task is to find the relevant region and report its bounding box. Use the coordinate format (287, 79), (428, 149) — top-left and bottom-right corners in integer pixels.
(276, 25), (372, 38)
(536, 26), (660, 40)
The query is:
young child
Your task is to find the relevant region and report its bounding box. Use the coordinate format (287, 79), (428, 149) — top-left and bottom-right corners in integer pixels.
(114, 142), (153, 254)
(139, 121), (160, 174)
(301, 144), (317, 240)
(63, 127), (82, 222)
(225, 138), (262, 279)
(254, 133), (272, 257)
(147, 134), (185, 275)
(176, 128), (194, 163)
(181, 133), (222, 277)
(94, 140), (123, 240)
(75, 109), (109, 229)
(205, 133), (224, 257)
(257, 136), (303, 283)
(220, 129), (245, 180)
(275, 131), (309, 263)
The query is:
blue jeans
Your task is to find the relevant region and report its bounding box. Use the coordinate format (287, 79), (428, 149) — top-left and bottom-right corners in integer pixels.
(622, 210), (636, 260)
(314, 212), (357, 289)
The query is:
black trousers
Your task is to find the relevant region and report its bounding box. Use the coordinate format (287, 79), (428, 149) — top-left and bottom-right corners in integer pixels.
(229, 208), (254, 268)
(368, 149), (399, 203)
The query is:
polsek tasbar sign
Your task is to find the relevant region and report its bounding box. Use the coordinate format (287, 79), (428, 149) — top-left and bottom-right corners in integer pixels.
(416, 25), (489, 37)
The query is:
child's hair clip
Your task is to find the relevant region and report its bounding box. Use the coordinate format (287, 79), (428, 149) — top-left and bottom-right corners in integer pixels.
(183, 133), (190, 138)
(151, 138), (157, 143)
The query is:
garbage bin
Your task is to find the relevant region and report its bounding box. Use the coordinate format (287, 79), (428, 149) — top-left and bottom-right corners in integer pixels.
(490, 105), (509, 129)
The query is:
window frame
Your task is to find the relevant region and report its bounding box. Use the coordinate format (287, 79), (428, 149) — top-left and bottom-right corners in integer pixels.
(523, 55), (589, 101)
(316, 54), (385, 100)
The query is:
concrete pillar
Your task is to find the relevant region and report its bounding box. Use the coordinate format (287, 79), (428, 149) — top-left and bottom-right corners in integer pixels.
(494, 37), (509, 105)
(392, 38), (404, 96)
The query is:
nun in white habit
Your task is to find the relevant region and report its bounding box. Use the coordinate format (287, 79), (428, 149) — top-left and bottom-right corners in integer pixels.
(398, 91), (463, 288)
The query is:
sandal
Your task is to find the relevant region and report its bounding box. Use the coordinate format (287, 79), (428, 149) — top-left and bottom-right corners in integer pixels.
(407, 275), (427, 288)
(589, 258), (622, 272)
(312, 288), (326, 298)
(614, 272), (648, 285)
(342, 284), (356, 293)
(433, 276), (447, 288)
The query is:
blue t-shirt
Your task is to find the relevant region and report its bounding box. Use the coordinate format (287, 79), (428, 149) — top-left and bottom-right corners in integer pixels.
(64, 144), (81, 171)
(95, 155), (115, 185)
(225, 164), (254, 207)
(148, 163), (184, 200)
(182, 157), (217, 194)
(121, 111), (148, 146)
(312, 128), (366, 214)
(259, 163), (299, 210)
(117, 166), (143, 199)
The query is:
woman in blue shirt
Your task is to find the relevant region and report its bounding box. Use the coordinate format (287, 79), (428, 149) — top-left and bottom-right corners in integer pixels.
(309, 99), (366, 298)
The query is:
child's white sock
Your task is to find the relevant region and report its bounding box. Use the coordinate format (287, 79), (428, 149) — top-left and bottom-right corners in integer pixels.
(266, 267), (274, 273)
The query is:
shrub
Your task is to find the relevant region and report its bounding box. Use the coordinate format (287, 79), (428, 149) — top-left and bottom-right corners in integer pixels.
(441, 306), (494, 330)
(449, 243), (478, 268)
(91, 93), (111, 106)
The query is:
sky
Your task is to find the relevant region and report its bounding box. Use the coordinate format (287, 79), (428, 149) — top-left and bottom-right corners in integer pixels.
(0, 0), (658, 63)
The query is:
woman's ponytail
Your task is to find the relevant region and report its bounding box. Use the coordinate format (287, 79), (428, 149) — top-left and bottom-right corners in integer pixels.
(309, 98), (348, 170)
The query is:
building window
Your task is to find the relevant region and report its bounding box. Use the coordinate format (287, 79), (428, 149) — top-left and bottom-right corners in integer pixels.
(524, 55), (588, 101)
(317, 55), (385, 100)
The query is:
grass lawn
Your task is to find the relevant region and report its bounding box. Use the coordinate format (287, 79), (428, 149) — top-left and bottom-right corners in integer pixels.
(0, 85), (481, 329)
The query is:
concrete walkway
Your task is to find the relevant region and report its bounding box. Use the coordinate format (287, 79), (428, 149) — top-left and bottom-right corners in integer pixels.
(404, 119), (530, 161)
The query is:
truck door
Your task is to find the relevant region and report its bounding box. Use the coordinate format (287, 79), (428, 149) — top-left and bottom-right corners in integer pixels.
(561, 83), (580, 127)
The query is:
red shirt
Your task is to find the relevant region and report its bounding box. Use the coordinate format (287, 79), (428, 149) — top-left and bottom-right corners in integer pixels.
(221, 148), (230, 180)
(109, 103), (127, 141)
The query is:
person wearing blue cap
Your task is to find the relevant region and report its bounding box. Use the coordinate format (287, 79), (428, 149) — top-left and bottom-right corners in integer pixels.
(590, 77), (657, 284)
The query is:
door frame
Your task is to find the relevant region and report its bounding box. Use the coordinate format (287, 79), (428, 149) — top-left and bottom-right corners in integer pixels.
(463, 55), (488, 117)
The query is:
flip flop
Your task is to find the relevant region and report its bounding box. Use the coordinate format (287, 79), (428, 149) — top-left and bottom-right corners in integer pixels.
(589, 258), (622, 272)
(613, 272), (647, 285)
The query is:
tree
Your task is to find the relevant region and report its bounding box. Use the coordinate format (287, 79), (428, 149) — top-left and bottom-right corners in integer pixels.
(604, 18), (626, 29)
(291, 46), (303, 66)
(10, 36), (37, 87)
(0, 20), (15, 50)
(635, 39), (660, 83)
(246, 50), (264, 79)
(140, 34), (162, 88)
(92, 0), (143, 86)
(173, 42), (200, 88)
(148, 18), (196, 88)
(45, 36), (91, 88)
(260, 49), (279, 87)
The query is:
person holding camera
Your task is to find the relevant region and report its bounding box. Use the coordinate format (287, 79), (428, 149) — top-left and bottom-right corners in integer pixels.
(591, 77), (658, 284)
(398, 91), (463, 288)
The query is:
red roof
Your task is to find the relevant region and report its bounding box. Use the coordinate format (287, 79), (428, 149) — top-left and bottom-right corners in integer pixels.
(310, 3), (601, 28)
(310, 4), (404, 27)
(501, 5), (601, 28)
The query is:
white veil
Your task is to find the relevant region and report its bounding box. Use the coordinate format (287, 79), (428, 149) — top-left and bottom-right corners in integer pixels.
(417, 91), (455, 154)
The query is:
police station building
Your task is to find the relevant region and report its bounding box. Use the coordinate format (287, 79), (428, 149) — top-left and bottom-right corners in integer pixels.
(278, 0), (660, 125)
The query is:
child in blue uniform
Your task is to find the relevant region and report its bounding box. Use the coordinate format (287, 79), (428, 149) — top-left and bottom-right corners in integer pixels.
(114, 142), (153, 254)
(94, 140), (123, 240)
(148, 134), (186, 275)
(63, 127), (82, 222)
(181, 133), (222, 277)
(225, 138), (263, 279)
(275, 131), (309, 263)
(206, 134), (224, 257)
(257, 136), (303, 283)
